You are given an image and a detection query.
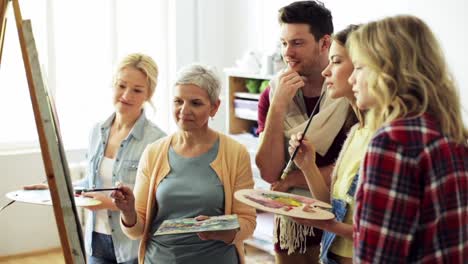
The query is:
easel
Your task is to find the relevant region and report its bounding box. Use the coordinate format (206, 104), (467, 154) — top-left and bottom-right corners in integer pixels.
(0, 1), (86, 263)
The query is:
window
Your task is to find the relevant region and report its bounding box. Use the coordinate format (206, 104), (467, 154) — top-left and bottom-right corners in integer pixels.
(0, 0), (46, 150)
(0, 0), (170, 151)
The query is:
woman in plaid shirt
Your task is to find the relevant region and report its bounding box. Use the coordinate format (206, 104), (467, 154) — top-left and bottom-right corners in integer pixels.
(348, 15), (468, 263)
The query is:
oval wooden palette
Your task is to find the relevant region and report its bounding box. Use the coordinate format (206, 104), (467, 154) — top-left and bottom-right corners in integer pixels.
(235, 189), (334, 220)
(6, 189), (101, 207)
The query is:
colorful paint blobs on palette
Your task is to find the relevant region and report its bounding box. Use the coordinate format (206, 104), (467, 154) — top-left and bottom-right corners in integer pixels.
(234, 189), (334, 220)
(245, 193), (316, 211)
(154, 214), (240, 236)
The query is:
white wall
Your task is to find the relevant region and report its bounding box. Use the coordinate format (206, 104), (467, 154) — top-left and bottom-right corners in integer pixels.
(326, 0), (468, 122)
(187, 0), (468, 123)
(0, 149), (86, 256)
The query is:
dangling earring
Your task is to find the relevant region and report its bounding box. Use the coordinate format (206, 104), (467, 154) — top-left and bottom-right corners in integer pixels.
(210, 116), (214, 121)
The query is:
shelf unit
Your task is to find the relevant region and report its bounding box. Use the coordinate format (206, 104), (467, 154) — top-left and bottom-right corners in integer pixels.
(224, 68), (275, 256)
(224, 68), (273, 134)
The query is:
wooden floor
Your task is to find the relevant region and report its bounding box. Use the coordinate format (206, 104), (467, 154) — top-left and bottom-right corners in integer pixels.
(0, 245), (274, 264)
(246, 244), (275, 264)
(0, 248), (64, 264)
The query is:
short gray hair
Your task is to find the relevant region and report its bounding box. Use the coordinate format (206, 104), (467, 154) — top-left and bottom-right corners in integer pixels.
(174, 64), (221, 104)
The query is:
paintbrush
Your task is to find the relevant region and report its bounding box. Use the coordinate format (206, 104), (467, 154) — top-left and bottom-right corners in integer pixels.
(74, 187), (120, 195)
(280, 89), (325, 180)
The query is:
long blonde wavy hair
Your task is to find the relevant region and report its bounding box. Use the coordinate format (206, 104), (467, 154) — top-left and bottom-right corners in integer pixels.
(347, 15), (468, 143)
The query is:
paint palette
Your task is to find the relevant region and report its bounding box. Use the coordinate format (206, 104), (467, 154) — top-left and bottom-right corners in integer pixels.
(235, 189), (334, 220)
(5, 189), (101, 207)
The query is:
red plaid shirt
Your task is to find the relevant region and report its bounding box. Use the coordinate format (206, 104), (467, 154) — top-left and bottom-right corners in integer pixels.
(354, 113), (468, 263)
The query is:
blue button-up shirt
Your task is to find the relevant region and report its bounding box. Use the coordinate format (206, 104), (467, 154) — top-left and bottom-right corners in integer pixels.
(75, 111), (166, 262)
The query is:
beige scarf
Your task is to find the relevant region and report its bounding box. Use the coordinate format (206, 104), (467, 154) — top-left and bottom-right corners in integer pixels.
(268, 74), (349, 156)
(268, 74), (350, 254)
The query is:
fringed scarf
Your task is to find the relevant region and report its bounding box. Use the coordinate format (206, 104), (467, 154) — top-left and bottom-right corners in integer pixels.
(273, 215), (315, 254)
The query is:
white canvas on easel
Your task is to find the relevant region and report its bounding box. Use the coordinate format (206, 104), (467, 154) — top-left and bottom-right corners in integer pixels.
(0, 1), (86, 263)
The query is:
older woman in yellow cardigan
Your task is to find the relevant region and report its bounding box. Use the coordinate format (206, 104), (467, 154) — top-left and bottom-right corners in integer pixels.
(112, 64), (256, 264)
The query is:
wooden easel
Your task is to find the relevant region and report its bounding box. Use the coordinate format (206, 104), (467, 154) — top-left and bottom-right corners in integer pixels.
(0, 1), (86, 263)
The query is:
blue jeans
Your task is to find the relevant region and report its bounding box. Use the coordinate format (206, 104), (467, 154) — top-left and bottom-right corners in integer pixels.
(319, 173), (359, 264)
(88, 232), (138, 264)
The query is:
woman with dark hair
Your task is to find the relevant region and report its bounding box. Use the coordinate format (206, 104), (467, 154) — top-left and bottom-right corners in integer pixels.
(288, 25), (364, 264)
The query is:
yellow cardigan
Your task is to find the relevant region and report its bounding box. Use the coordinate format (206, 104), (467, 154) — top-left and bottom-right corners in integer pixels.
(121, 132), (257, 264)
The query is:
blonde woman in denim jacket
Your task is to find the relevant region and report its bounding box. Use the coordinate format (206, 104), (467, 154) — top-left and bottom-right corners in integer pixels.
(25, 53), (166, 264)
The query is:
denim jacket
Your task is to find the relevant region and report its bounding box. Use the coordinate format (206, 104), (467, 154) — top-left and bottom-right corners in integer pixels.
(75, 111), (165, 262)
(320, 172), (359, 264)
